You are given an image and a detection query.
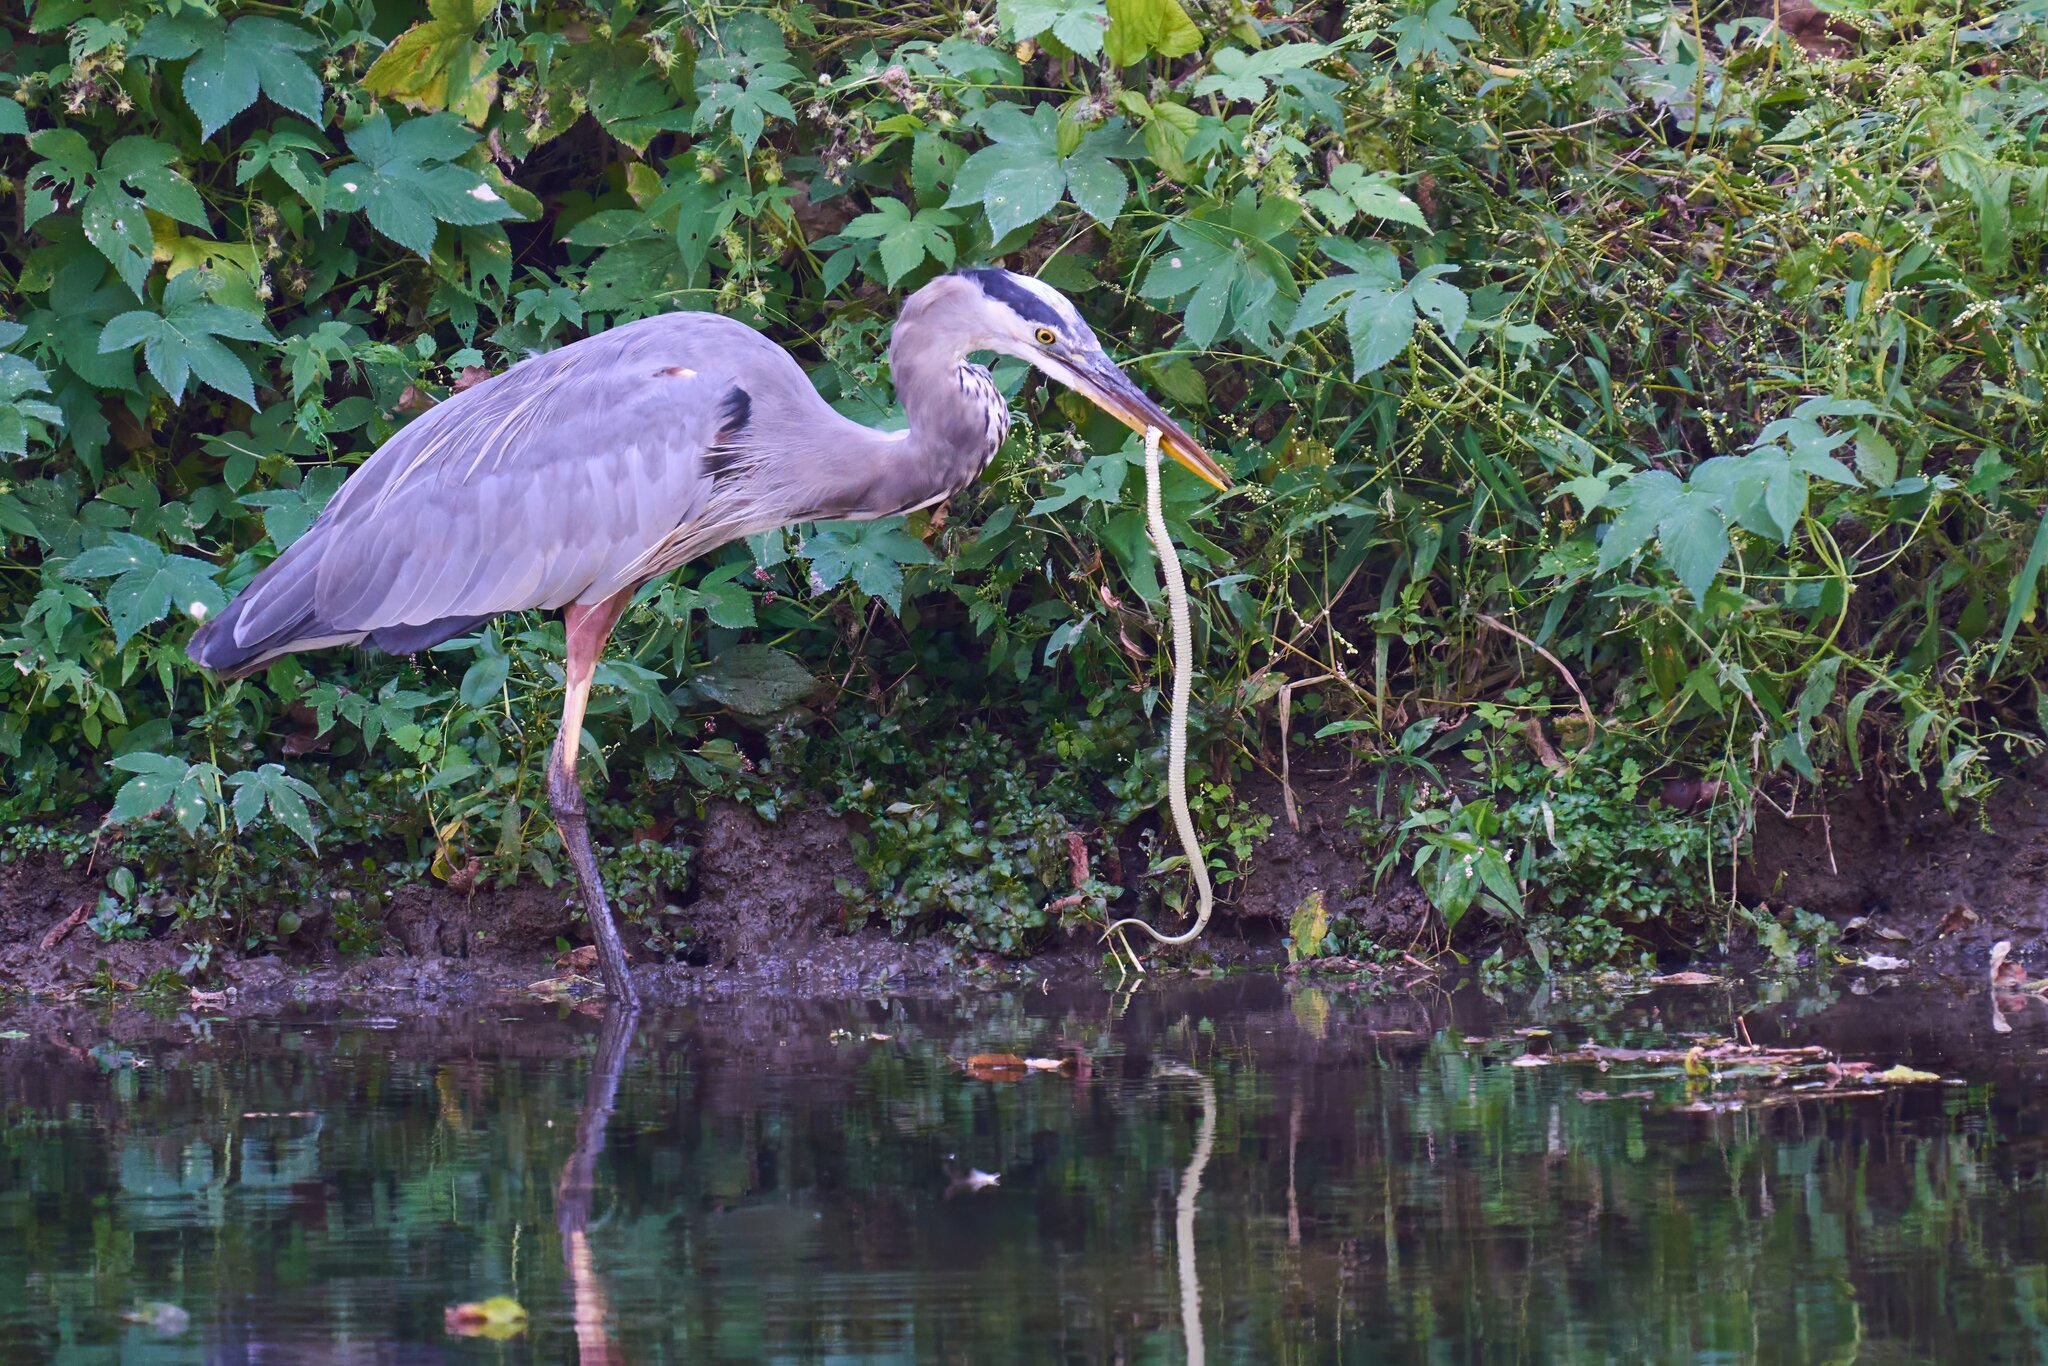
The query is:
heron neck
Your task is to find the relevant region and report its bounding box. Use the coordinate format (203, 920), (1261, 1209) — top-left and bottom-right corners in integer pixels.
(886, 331), (1009, 508)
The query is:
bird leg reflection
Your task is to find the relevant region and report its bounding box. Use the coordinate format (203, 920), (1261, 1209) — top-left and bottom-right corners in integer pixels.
(551, 592), (638, 1009)
(557, 1003), (637, 1364)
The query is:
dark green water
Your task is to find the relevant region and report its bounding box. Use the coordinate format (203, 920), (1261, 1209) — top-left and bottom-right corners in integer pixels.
(2, 976), (2044, 1363)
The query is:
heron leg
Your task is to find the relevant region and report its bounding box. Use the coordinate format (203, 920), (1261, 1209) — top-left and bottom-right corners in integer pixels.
(549, 590), (639, 1010)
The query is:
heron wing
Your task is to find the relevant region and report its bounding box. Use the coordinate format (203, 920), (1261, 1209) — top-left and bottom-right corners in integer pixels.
(221, 315), (791, 657)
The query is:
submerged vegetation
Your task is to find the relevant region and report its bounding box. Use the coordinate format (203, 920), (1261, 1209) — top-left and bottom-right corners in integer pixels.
(1, 0), (2044, 968)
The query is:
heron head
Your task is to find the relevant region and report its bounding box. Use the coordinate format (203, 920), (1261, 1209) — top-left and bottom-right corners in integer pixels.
(946, 267), (1229, 491)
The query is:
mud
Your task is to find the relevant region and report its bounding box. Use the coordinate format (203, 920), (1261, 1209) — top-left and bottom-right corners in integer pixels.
(5, 750), (2048, 1009)
(1742, 749), (2048, 978)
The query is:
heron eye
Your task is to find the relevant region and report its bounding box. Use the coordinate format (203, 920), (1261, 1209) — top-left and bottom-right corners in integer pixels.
(1033, 326), (1058, 347)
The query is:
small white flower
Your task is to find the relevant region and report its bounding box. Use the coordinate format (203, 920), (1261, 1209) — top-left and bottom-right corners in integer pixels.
(1170, 256), (1183, 269)
(342, 181), (359, 193)
(469, 183), (502, 203)
(188, 601), (209, 621)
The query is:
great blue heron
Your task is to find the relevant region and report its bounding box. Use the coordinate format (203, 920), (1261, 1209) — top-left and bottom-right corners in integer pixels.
(188, 268), (1225, 1009)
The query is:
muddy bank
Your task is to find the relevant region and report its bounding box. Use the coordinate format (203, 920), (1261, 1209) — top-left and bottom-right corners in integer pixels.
(5, 748), (2048, 1006)
(1742, 750), (2048, 977)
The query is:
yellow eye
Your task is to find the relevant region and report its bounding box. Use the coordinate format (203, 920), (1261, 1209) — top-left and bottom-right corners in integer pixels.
(1033, 326), (1058, 346)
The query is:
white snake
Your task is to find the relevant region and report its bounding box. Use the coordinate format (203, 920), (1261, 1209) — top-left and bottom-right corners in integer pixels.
(1103, 426), (1215, 955)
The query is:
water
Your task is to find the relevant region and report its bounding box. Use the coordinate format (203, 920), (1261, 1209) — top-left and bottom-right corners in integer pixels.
(2, 976), (2044, 1363)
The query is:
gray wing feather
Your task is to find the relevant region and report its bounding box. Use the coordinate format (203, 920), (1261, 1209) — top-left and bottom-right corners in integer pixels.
(229, 313), (803, 654)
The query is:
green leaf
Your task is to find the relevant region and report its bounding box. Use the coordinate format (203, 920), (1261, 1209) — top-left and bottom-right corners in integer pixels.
(0, 343), (64, 458)
(60, 531), (227, 647)
(108, 752), (223, 833)
(224, 763), (323, 848)
(1103, 0), (1203, 66)
(840, 198), (961, 285)
(132, 11), (325, 139)
(1307, 163), (1429, 231)
(1990, 508), (2048, 680)
(947, 102), (1132, 241)
(0, 102), (26, 137)
(690, 644), (818, 715)
(1001, 0), (1109, 55)
(1387, 0), (1479, 68)
(1655, 486), (1732, 604)
(329, 110), (521, 258)
(99, 272), (273, 407)
(459, 651), (510, 707)
(803, 517), (938, 612)
(1596, 470), (1682, 574)
(694, 29), (801, 156)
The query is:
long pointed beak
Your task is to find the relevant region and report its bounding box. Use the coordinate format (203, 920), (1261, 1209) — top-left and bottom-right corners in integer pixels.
(1065, 355), (1230, 491)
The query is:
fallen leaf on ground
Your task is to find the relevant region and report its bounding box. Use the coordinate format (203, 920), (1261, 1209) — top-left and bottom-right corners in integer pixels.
(1856, 955), (1909, 971)
(867, 1032), (892, 1042)
(445, 1296), (527, 1339)
(1869, 926), (1911, 943)
(554, 944), (599, 973)
(1874, 1064), (1942, 1084)
(38, 903), (89, 951)
(1938, 903), (1979, 936)
(1024, 1057), (1069, 1071)
(1648, 971), (1722, 986)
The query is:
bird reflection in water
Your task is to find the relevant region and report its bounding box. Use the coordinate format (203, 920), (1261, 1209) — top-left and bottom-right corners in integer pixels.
(556, 1005), (635, 1363)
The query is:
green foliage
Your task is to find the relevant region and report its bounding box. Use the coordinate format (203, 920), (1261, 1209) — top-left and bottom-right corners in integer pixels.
(0, 0), (2044, 971)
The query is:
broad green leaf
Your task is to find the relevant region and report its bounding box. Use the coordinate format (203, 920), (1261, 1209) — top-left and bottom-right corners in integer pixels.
(690, 644), (818, 715)
(224, 763), (323, 848)
(328, 110), (522, 258)
(0, 345), (64, 457)
(0, 102), (26, 137)
(107, 751), (220, 833)
(99, 272), (273, 407)
(1307, 164), (1429, 231)
(1655, 486), (1732, 603)
(840, 198), (961, 285)
(131, 12), (325, 139)
(60, 530), (227, 646)
(804, 517), (938, 612)
(1103, 0), (1203, 66)
(694, 29), (800, 155)
(1388, 0), (1480, 67)
(1596, 470), (1681, 574)
(1002, 0), (1109, 56)
(1990, 509), (2048, 680)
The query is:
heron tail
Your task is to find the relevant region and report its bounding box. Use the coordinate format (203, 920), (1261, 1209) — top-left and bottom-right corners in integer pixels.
(187, 535), (338, 678)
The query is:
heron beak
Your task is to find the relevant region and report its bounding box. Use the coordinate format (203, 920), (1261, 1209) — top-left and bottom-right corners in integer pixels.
(1065, 355), (1230, 492)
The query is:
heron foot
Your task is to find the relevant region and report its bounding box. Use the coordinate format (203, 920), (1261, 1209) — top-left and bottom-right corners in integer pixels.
(548, 746), (642, 1012)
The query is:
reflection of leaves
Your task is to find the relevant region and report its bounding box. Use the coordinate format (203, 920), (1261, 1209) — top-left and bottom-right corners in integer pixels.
(61, 531), (227, 646)
(444, 1297), (528, 1341)
(803, 517), (938, 611)
(690, 644), (817, 715)
(130, 11), (324, 139)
